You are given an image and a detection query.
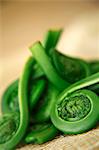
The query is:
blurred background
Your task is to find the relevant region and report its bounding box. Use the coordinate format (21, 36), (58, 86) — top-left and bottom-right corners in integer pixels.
(0, 0), (99, 98)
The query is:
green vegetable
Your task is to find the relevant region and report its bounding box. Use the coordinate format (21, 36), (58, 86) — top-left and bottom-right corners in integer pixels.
(43, 29), (63, 55)
(30, 42), (70, 91)
(1, 64), (46, 115)
(51, 72), (99, 134)
(51, 49), (90, 83)
(0, 29), (63, 149)
(0, 28), (99, 149)
(25, 122), (58, 144)
(0, 57), (34, 149)
(33, 82), (59, 123)
(89, 60), (99, 74)
(28, 77), (46, 111)
(2, 80), (19, 114)
(1, 29), (62, 114)
(0, 113), (19, 145)
(30, 60), (44, 80)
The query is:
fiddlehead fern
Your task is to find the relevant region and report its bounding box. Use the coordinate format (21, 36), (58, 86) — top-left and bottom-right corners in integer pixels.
(30, 42), (70, 91)
(51, 49), (90, 83)
(0, 113), (19, 144)
(1, 61), (46, 115)
(0, 29), (62, 149)
(0, 57), (34, 149)
(51, 72), (99, 134)
(2, 28), (62, 114)
(25, 122), (58, 144)
(1, 80), (19, 114)
(57, 93), (91, 122)
(0, 28), (98, 149)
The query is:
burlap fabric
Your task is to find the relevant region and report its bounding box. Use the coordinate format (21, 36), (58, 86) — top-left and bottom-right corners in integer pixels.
(17, 126), (99, 150)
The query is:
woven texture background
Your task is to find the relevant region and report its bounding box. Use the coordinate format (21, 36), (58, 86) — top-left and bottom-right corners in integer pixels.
(17, 126), (99, 150)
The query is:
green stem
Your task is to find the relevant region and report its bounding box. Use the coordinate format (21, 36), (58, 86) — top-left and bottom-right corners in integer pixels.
(33, 82), (59, 123)
(59, 72), (99, 99)
(25, 122), (58, 144)
(31, 61), (44, 79)
(30, 42), (70, 91)
(1, 61), (45, 115)
(0, 57), (34, 149)
(43, 29), (63, 55)
(29, 78), (46, 111)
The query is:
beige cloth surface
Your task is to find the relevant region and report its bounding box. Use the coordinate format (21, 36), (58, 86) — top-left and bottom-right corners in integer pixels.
(17, 126), (99, 150)
(1, 1), (99, 150)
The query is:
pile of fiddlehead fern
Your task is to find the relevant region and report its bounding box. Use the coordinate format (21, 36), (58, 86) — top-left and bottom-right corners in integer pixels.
(0, 29), (99, 150)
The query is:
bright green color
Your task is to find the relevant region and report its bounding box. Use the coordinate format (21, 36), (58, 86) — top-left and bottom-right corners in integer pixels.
(29, 77), (46, 111)
(1, 65), (46, 115)
(30, 42), (70, 91)
(57, 93), (91, 122)
(0, 29), (63, 149)
(0, 113), (19, 145)
(43, 29), (63, 55)
(0, 57), (34, 149)
(0, 28), (99, 149)
(25, 122), (58, 144)
(33, 82), (59, 123)
(51, 49), (90, 83)
(2, 80), (19, 114)
(51, 72), (99, 134)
